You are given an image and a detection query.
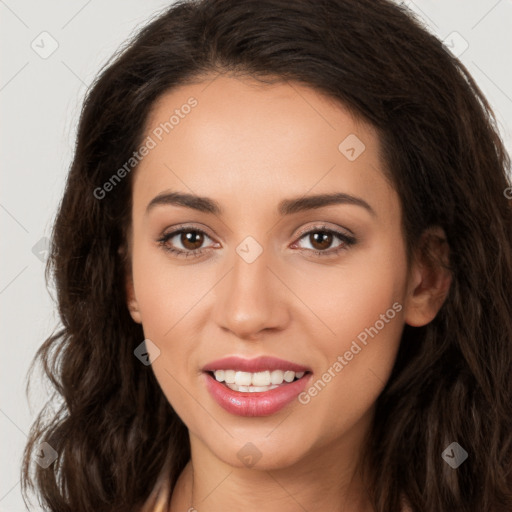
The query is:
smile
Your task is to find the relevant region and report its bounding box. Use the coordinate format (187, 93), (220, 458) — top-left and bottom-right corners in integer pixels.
(210, 369), (306, 392)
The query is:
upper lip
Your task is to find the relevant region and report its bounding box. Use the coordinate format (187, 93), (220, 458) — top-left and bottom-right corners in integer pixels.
(202, 356), (312, 373)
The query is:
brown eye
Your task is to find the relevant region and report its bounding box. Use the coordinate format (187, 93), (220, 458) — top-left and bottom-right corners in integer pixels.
(157, 227), (215, 258)
(180, 230), (205, 250)
(293, 226), (357, 257)
(309, 231), (334, 251)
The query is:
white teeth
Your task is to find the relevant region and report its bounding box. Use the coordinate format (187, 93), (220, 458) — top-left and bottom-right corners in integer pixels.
(283, 371), (295, 383)
(252, 371), (270, 386)
(270, 370), (284, 385)
(224, 370), (236, 384)
(212, 369), (306, 387)
(235, 371), (252, 386)
(251, 386), (272, 392)
(225, 382), (280, 393)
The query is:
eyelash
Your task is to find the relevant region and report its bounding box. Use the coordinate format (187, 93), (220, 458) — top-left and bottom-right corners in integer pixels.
(156, 224), (357, 259)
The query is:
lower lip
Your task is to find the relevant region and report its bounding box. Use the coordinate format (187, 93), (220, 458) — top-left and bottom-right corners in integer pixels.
(204, 372), (311, 417)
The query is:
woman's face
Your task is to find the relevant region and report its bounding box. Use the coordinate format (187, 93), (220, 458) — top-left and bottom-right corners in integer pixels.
(126, 74), (419, 470)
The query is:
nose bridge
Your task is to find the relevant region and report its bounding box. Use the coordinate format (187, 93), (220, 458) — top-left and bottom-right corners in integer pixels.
(213, 236), (289, 339)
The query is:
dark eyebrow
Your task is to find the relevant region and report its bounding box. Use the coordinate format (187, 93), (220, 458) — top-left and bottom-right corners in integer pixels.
(145, 191), (376, 217)
(146, 191), (222, 215)
(278, 192), (376, 217)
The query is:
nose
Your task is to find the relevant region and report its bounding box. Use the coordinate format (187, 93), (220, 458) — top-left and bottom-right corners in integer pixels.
(213, 245), (290, 341)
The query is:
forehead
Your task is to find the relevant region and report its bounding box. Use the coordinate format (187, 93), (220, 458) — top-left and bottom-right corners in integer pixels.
(133, 75), (399, 223)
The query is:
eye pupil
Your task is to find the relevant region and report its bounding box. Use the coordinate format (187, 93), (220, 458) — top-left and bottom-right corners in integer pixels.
(182, 231), (204, 250)
(311, 231), (333, 250)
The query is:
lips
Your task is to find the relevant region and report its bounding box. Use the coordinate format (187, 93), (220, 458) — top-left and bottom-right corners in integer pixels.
(202, 355), (311, 373)
(202, 355), (312, 416)
(204, 371), (311, 416)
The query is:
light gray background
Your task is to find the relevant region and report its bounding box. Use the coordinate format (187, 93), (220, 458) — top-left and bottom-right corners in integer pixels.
(1, 1), (511, 511)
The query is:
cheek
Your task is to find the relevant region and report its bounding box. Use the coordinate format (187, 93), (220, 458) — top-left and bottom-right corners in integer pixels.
(129, 242), (207, 400)
(291, 243), (407, 430)
(131, 240), (202, 335)
(295, 304), (404, 450)
(290, 238), (407, 342)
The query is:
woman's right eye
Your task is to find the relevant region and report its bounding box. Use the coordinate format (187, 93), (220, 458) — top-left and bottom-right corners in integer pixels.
(157, 227), (216, 258)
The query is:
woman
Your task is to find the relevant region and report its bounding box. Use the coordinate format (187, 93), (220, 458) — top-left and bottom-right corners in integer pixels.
(21, 0), (512, 511)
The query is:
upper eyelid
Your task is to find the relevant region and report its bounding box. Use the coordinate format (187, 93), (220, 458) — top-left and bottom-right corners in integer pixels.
(162, 220), (352, 236)
(294, 223), (354, 238)
(161, 225), (214, 240)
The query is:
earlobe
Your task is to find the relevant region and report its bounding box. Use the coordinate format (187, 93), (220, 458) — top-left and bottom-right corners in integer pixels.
(126, 278), (142, 324)
(403, 226), (452, 327)
(119, 243), (142, 324)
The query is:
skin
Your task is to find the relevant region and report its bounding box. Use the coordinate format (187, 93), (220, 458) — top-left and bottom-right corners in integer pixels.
(125, 74), (451, 512)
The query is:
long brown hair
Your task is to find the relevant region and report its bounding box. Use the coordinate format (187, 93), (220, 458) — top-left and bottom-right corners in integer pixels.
(21, 1), (512, 510)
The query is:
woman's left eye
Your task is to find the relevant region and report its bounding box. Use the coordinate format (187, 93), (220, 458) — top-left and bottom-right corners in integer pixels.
(157, 225), (356, 259)
(292, 226), (357, 256)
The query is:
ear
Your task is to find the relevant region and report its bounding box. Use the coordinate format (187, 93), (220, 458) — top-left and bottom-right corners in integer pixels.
(126, 276), (142, 324)
(403, 226), (452, 327)
(118, 244), (142, 324)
